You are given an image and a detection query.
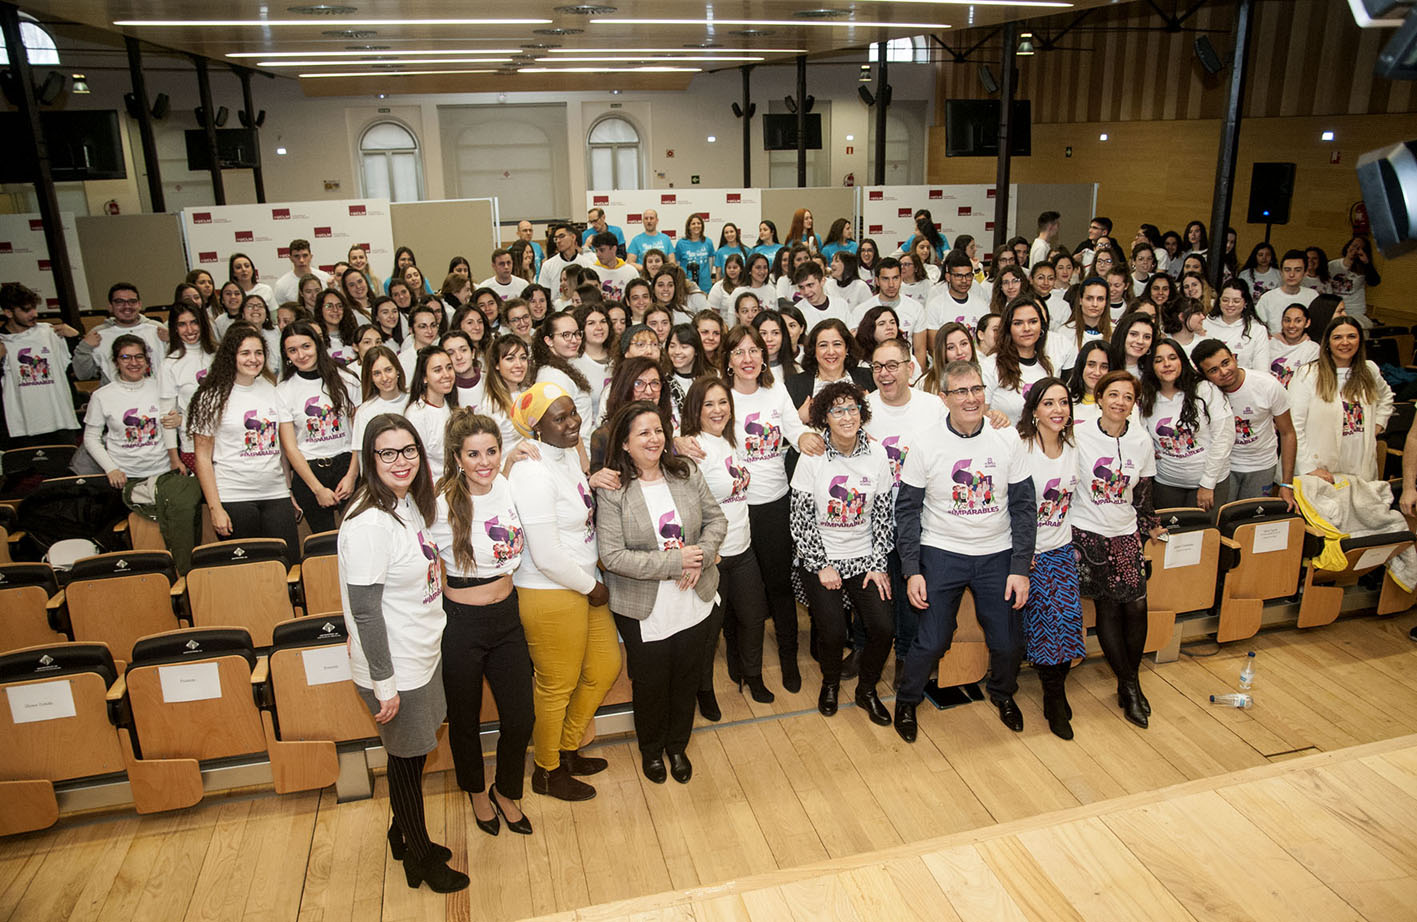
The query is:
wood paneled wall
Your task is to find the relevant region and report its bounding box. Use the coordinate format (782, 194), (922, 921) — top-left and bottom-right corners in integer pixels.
(935, 0), (1417, 125)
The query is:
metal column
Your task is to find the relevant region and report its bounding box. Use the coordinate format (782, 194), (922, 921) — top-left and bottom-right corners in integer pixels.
(873, 42), (889, 185)
(795, 54), (807, 188)
(236, 68), (266, 204)
(740, 66), (753, 187)
(125, 36), (165, 213)
(192, 55), (225, 205)
(1207, 0), (1254, 295)
(992, 21), (1018, 252)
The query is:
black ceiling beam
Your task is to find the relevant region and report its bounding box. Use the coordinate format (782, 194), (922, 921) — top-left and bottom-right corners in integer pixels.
(1039, 9), (1095, 50)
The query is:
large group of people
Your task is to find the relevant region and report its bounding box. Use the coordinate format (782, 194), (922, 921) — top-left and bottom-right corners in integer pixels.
(0, 204), (1397, 893)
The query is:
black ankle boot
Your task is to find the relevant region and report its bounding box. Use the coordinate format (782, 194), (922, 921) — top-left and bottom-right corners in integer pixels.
(780, 653), (802, 693)
(532, 764), (597, 801)
(818, 682), (839, 716)
(855, 686), (891, 726)
(403, 854), (469, 892)
(1118, 679), (1149, 729)
(560, 749), (608, 776)
(697, 688), (722, 722)
(387, 821), (452, 861)
(744, 674), (775, 703)
(1038, 664), (1074, 741)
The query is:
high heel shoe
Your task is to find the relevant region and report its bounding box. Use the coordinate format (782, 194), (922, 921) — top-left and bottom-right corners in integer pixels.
(403, 855), (469, 893)
(491, 789), (533, 836)
(387, 821), (451, 862)
(697, 688), (722, 722)
(743, 674), (775, 703)
(470, 795), (499, 837)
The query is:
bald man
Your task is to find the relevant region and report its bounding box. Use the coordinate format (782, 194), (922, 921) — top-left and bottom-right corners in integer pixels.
(627, 208), (675, 265)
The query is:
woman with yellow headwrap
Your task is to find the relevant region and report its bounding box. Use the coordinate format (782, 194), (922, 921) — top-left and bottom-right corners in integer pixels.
(507, 381), (621, 801)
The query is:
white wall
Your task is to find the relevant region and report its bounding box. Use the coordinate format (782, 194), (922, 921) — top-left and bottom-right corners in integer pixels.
(0, 59), (936, 229)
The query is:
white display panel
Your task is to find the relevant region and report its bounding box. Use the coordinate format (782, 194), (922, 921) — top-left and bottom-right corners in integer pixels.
(0, 212), (92, 315)
(859, 184), (1019, 257)
(585, 188), (764, 250)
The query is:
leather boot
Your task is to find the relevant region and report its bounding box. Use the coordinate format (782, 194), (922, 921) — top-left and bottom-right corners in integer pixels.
(1117, 677), (1149, 729)
(1038, 664), (1074, 741)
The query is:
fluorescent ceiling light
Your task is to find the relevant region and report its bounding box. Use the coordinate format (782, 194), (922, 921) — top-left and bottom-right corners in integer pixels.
(229, 49), (522, 57)
(261, 58), (511, 66)
(839, 0), (1069, 5)
(115, 18), (552, 26)
(518, 66), (701, 73)
(535, 56), (762, 62)
(299, 69), (499, 77)
(544, 47), (805, 53)
(592, 19), (951, 29)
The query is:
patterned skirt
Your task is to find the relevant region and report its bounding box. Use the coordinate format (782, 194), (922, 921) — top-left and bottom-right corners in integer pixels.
(1072, 527), (1147, 603)
(1025, 545), (1087, 665)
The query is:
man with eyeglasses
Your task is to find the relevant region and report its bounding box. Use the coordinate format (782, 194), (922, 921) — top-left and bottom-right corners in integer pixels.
(893, 360), (1036, 741)
(74, 282), (167, 385)
(849, 257), (926, 366)
(1074, 215), (1112, 271)
(580, 206), (625, 250)
(925, 250), (991, 346)
(864, 338), (945, 684)
(538, 223), (593, 296)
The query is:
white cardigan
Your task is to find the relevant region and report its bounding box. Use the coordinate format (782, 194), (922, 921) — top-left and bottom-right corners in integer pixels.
(1288, 360), (1393, 481)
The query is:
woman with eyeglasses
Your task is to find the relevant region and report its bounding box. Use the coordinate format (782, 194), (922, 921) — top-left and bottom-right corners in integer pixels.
(589, 356), (671, 472)
(85, 334), (183, 491)
(789, 380), (894, 724)
(534, 311), (595, 454)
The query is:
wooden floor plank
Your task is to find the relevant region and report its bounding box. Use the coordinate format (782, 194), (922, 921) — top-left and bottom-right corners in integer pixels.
(7, 816), (136, 922)
(714, 721), (829, 870)
(576, 743), (680, 905)
(182, 797), (256, 922)
(1149, 654), (1299, 756)
(919, 844), (1030, 922)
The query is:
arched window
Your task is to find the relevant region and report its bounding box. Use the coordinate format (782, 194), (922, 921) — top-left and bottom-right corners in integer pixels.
(359, 120), (423, 202)
(587, 115), (642, 191)
(868, 36), (927, 64)
(0, 14), (60, 65)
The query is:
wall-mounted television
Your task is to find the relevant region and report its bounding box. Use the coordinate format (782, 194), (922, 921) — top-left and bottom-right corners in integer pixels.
(184, 128), (262, 170)
(763, 113), (823, 151)
(0, 110), (127, 182)
(944, 99), (1031, 157)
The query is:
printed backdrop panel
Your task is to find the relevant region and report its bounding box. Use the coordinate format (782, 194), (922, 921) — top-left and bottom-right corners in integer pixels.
(0, 213), (92, 315)
(179, 199), (395, 288)
(859, 185), (1019, 258)
(585, 188), (763, 250)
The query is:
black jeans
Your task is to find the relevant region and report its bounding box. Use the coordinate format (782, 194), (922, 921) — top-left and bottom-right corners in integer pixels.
(748, 495), (798, 660)
(290, 452), (351, 535)
(798, 567), (894, 688)
(441, 592), (534, 799)
(712, 548), (769, 683)
(224, 497), (299, 565)
(615, 611), (713, 758)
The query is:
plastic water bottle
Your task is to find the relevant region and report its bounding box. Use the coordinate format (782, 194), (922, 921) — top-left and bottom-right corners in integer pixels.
(1239, 651), (1256, 690)
(1211, 693), (1253, 708)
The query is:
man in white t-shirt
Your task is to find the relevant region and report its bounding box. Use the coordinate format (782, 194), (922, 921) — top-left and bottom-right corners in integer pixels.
(73, 282), (168, 385)
(538, 223), (592, 295)
(893, 360), (1036, 742)
(793, 263), (850, 331)
(926, 251), (990, 343)
(851, 258), (925, 364)
(478, 248), (524, 302)
(1194, 339), (1297, 507)
(1028, 210), (1060, 268)
(0, 282), (81, 444)
(626, 209), (676, 265)
(1255, 249), (1319, 333)
(272, 238), (326, 306)
(1130, 242), (1155, 298)
(586, 232), (641, 303)
(864, 338), (945, 676)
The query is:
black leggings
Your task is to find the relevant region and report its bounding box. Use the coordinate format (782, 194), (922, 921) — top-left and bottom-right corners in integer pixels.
(1093, 596), (1148, 684)
(387, 753), (434, 861)
(709, 548), (769, 685)
(289, 452), (351, 535)
(798, 567), (894, 687)
(441, 592), (534, 799)
(748, 495), (798, 660)
(224, 497), (299, 565)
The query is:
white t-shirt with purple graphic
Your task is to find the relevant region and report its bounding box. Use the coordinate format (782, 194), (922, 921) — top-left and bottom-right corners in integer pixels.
(791, 439), (892, 562)
(1223, 371), (1289, 474)
(1015, 439), (1078, 554)
(865, 389), (945, 486)
(191, 378), (291, 502)
(981, 352), (1054, 425)
(901, 419), (1024, 557)
(1070, 418), (1156, 538)
(695, 432), (752, 557)
(638, 477), (713, 642)
(730, 381), (808, 504)
(276, 370), (357, 460)
(430, 475), (525, 579)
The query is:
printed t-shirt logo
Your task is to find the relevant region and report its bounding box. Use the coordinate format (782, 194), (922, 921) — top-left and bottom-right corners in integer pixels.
(949, 458), (996, 513)
(577, 482), (596, 542)
(417, 531), (443, 604)
(881, 435), (907, 483)
(1154, 417), (1199, 457)
(724, 455), (750, 502)
(303, 395), (344, 441)
(16, 346), (52, 385)
(1234, 411), (1256, 444)
(658, 510), (684, 549)
(823, 474), (867, 526)
(741, 411), (783, 460)
(1037, 476), (1074, 527)
(122, 407), (160, 447)
(1270, 357), (1294, 387)
(241, 409), (279, 455)
(483, 514), (524, 564)
(1089, 456), (1130, 503)
(1343, 400), (1364, 435)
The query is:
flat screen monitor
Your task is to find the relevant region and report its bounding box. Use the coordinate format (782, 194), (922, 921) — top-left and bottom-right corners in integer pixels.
(944, 99), (1031, 157)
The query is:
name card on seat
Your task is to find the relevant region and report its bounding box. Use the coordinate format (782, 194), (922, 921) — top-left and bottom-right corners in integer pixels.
(302, 646), (352, 686)
(1252, 522), (1290, 554)
(6, 679), (76, 724)
(159, 662), (222, 703)
(1164, 531), (1204, 569)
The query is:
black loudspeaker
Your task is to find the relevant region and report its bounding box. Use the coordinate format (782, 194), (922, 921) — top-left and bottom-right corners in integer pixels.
(978, 64), (999, 95)
(1195, 36), (1223, 75)
(1248, 161), (1297, 224)
(1356, 139), (1417, 258)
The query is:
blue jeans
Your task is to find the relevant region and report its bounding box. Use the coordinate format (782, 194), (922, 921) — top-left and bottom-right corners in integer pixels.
(896, 546), (1022, 705)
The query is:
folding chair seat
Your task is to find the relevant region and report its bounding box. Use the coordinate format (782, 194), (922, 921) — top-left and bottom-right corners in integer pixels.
(296, 530), (341, 617)
(0, 563), (66, 653)
(1142, 507), (1221, 655)
(185, 539), (297, 646)
(54, 551), (186, 668)
(1214, 498), (1307, 642)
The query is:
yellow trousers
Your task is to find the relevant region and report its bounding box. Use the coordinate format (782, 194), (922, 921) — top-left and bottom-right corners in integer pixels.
(517, 587), (623, 771)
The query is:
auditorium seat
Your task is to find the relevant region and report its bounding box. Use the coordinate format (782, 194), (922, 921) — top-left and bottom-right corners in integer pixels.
(1298, 530), (1415, 628)
(0, 642), (126, 835)
(184, 539), (297, 646)
(55, 550), (186, 669)
(1142, 507), (1219, 658)
(296, 530), (340, 617)
(0, 444), (76, 505)
(0, 505), (19, 563)
(0, 562), (67, 654)
(1215, 498), (1306, 643)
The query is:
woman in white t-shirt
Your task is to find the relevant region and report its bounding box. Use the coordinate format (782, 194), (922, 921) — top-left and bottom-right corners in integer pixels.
(665, 323), (710, 430)
(277, 320), (359, 534)
(478, 334), (533, 465)
(429, 409), (534, 837)
(85, 334), (181, 488)
(1138, 339), (1235, 511)
(680, 377), (774, 706)
(1327, 236), (1381, 323)
(706, 253), (748, 322)
(212, 280), (245, 339)
(439, 329), (483, 410)
(1070, 370), (1165, 730)
(596, 401), (726, 784)
(160, 303), (217, 473)
(228, 252), (275, 315)
(352, 345), (407, 465)
(788, 381), (895, 726)
(1289, 316), (1394, 482)
(1207, 279), (1270, 372)
(829, 251), (872, 313)
(1238, 242), (1282, 299)
(317, 289), (362, 371)
(339, 413), (468, 893)
(574, 304), (614, 422)
(187, 322), (299, 562)
(1268, 302), (1321, 388)
(981, 296), (1056, 425)
(240, 295), (282, 375)
(403, 346), (458, 482)
(1015, 377), (1085, 740)
(534, 311), (596, 452)
(507, 382), (620, 802)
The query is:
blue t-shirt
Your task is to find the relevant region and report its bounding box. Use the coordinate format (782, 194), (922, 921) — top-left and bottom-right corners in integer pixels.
(628, 232), (675, 263)
(788, 233), (822, 253)
(528, 240), (545, 274)
(902, 232), (950, 256)
(675, 239), (716, 291)
(752, 242), (784, 266)
(581, 225), (626, 246)
(714, 244), (751, 271)
(820, 241), (859, 261)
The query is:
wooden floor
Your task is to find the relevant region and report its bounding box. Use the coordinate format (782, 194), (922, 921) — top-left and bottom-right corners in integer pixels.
(3, 611), (1417, 922)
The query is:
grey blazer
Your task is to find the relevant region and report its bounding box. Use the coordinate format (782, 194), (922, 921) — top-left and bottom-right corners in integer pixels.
(595, 467), (728, 622)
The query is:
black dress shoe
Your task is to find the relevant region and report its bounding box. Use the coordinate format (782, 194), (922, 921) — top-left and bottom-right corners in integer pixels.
(855, 687), (892, 726)
(840, 648), (862, 681)
(995, 696), (1024, 732)
(1409, 625), (1417, 642)
(491, 789), (533, 835)
(894, 702), (918, 743)
(642, 753), (668, 784)
(666, 751), (693, 783)
(387, 822), (452, 862)
(781, 655), (802, 693)
(818, 682), (839, 716)
(697, 688), (722, 722)
(560, 749), (608, 776)
(744, 674), (776, 703)
(471, 799), (499, 837)
(532, 764), (597, 801)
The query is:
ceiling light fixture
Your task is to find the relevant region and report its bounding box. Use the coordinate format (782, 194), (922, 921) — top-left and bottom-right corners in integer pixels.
(545, 46), (804, 53)
(261, 58), (511, 66)
(517, 66), (701, 73)
(70, 73), (90, 94)
(114, 18), (553, 26)
(532, 27), (584, 35)
(229, 48), (522, 57)
(591, 18), (952, 29)
(554, 4), (618, 13)
(286, 4), (357, 13)
(534, 56), (762, 62)
(298, 68), (500, 77)
(1017, 31), (1035, 55)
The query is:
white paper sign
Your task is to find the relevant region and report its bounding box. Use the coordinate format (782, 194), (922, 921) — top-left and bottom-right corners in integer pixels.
(1251, 521), (1291, 554)
(1355, 546), (1396, 571)
(6, 679), (76, 724)
(301, 646), (352, 687)
(1163, 531), (1204, 569)
(158, 661), (222, 703)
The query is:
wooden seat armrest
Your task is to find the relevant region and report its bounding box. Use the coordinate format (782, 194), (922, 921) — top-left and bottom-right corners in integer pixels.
(106, 673), (127, 703)
(169, 576), (186, 597)
(1219, 536), (1241, 549)
(113, 520), (129, 533)
(251, 655), (269, 685)
(7, 530), (22, 543)
(287, 564), (301, 584)
(46, 588), (65, 610)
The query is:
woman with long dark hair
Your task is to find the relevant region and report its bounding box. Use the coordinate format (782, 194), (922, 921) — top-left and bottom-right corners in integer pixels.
(752, 309), (798, 377)
(160, 303), (218, 473)
(403, 346), (458, 481)
(981, 296), (1054, 425)
(277, 320), (359, 533)
(665, 323), (709, 426)
(1137, 338), (1235, 511)
(1109, 311), (1158, 379)
(317, 288), (362, 369)
(820, 217), (857, 261)
(1207, 278), (1270, 372)
(228, 251), (275, 307)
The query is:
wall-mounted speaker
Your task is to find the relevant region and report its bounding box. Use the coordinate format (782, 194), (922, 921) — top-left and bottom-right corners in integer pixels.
(1248, 162), (1297, 224)
(1356, 140), (1417, 257)
(1195, 36), (1223, 75)
(978, 64), (999, 95)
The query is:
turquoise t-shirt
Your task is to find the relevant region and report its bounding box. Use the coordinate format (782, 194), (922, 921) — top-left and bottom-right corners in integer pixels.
(675, 239), (716, 291)
(628, 232), (675, 262)
(820, 241), (859, 261)
(714, 244), (751, 271)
